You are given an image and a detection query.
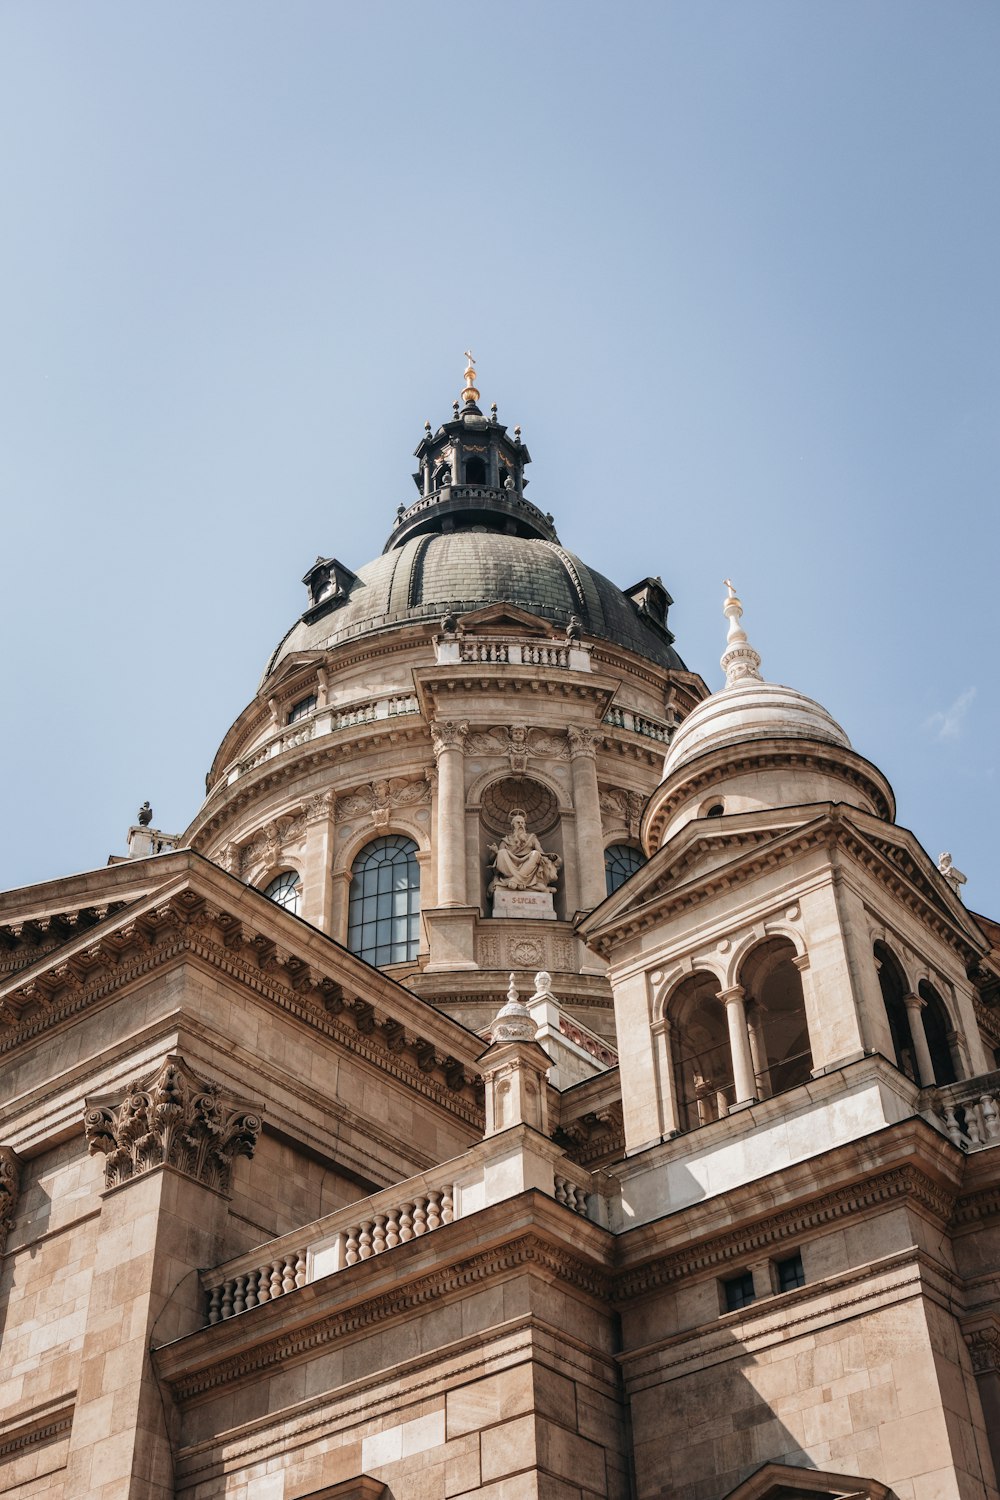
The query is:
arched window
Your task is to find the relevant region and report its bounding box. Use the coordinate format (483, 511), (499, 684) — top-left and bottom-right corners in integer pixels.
(874, 942), (917, 1082)
(435, 464), (451, 489)
(739, 938), (813, 1098)
(918, 980), (959, 1084)
(669, 972), (734, 1131)
(263, 870), (301, 916)
(604, 843), (646, 896)
(348, 836), (421, 966)
(465, 456), (487, 484)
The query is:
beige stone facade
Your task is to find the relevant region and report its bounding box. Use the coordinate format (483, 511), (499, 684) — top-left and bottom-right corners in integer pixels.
(2, 373), (1000, 1500)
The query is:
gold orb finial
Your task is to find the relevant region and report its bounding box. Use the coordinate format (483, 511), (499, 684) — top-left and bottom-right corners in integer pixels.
(461, 349), (480, 406)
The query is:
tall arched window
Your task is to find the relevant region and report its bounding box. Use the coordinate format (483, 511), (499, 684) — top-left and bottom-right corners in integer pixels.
(465, 455), (487, 484)
(263, 870), (301, 916)
(348, 836), (421, 966)
(738, 938), (813, 1098)
(875, 942), (917, 1082)
(604, 843), (646, 896)
(669, 972), (734, 1131)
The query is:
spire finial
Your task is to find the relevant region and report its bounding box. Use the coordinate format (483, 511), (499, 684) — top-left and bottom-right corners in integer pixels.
(720, 579), (763, 687)
(461, 350), (480, 406)
(489, 972), (538, 1043)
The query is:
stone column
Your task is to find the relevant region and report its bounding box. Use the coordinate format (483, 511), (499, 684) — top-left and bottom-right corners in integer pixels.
(431, 721), (468, 907)
(746, 1005), (771, 1098)
(568, 726), (608, 912)
(718, 985), (758, 1107)
(69, 1056), (262, 1500)
(904, 992), (936, 1087)
(651, 1017), (680, 1136)
(301, 790), (336, 931)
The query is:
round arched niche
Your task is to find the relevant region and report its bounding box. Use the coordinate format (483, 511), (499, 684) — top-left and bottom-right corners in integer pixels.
(478, 775), (567, 919)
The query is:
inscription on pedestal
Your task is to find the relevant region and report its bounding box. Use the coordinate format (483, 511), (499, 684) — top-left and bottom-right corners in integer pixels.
(491, 888), (555, 921)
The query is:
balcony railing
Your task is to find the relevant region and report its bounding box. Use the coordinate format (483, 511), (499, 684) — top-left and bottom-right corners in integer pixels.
(434, 634), (592, 672)
(202, 1146), (593, 1325)
(929, 1073), (1000, 1151)
(222, 695), (420, 787)
(602, 706), (674, 744)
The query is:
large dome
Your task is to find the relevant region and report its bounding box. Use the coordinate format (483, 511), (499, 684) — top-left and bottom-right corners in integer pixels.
(265, 529), (687, 681)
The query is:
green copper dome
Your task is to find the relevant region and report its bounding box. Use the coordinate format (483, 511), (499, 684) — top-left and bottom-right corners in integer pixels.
(264, 529), (687, 679)
(264, 367), (687, 681)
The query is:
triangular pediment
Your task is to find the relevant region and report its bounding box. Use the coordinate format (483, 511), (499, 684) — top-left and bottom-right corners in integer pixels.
(723, 1462), (893, 1500)
(262, 650), (326, 692)
(0, 852), (483, 1124)
(457, 603), (555, 637)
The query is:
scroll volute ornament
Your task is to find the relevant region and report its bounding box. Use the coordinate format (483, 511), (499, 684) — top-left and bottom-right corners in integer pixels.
(0, 1146), (22, 1252)
(84, 1055), (263, 1194)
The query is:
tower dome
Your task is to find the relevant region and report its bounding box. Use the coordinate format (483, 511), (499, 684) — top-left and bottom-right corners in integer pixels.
(661, 581), (851, 778)
(643, 582), (893, 854)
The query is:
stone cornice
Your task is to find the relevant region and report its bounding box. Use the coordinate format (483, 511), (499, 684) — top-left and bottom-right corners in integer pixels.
(0, 873), (485, 1129)
(582, 807), (985, 968)
(156, 1216), (613, 1403)
(0, 1399), (74, 1462)
(614, 1161), (957, 1304)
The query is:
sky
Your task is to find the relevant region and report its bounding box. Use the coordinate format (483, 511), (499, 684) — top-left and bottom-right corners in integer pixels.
(1, 2), (997, 918)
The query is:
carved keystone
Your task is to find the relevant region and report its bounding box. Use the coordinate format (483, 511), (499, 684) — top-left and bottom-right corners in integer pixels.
(84, 1054), (263, 1194)
(0, 1146), (22, 1252)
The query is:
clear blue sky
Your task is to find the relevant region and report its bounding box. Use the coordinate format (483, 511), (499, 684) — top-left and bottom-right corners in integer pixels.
(1, 3), (997, 918)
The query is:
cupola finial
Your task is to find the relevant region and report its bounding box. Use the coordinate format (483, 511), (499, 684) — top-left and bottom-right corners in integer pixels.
(461, 350), (480, 406)
(720, 579), (763, 687)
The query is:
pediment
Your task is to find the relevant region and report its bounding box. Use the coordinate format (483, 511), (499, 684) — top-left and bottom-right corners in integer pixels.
(261, 650), (325, 692)
(457, 603), (555, 637)
(0, 853), (483, 1123)
(723, 1462), (892, 1500)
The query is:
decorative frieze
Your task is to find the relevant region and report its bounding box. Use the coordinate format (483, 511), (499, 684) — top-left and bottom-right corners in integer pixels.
(966, 1324), (1000, 1375)
(335, 777), (431, 829)
(600, 787), (646, 838)
(0, 1146), (22, 1252)
(84, 1054), (263, 1193)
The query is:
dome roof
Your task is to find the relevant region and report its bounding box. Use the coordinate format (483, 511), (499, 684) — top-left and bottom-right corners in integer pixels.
(661, 584), (850, 779)
(265, 529), (687, 680)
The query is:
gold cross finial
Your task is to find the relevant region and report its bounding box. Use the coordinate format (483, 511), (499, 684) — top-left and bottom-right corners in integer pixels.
(461, 349), (480, 406)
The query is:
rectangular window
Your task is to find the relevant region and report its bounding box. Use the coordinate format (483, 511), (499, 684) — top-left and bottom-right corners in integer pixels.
(288, 693), (317, 724)
(722, 1270), (756, 1312)
(775, 1251), (805, 1292)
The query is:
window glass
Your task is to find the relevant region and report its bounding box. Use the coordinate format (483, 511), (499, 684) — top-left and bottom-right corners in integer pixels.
(288, 694), (317, 724)
(263, 870), (301, 916)
(723, 1270), (756, 1312)
(348, 836), (420, 965)
(775, 1252), (805, 1292)
(604, 843), (646, 897)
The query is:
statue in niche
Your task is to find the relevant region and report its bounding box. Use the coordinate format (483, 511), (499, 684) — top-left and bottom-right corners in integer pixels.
(488, 810), (561, 896)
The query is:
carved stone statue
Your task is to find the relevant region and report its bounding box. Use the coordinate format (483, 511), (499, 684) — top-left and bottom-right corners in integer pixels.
(938, 852), (968, 898)
(566, 614), (583, 642)
(138, 801), (153, 827)
(488, 811), (561, 896)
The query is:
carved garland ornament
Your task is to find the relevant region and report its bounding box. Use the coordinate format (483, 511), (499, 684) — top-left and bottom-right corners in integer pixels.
(0, 1146), (21, 1252)
(84, 1055), (263, 1193)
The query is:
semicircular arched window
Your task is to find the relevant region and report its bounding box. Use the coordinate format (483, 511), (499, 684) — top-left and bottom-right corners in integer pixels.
(263, 870), (301, 916)
(348, 836), (421, 966)
(604, 843), (646, 897)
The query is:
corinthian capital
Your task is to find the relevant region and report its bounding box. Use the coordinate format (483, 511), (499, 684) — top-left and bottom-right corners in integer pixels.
(430, 720), (469, 758)
(567, 725), (597, 758)
(84, 1055), (263, 1194)
(0, 1146), (21, 1253)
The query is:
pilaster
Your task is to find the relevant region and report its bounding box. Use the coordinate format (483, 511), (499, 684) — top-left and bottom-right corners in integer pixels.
(568, 725), (608, 913)
(301, 790), (336, 931)
(431, 720), (468, 907)
(65, 1056), (263, 1499)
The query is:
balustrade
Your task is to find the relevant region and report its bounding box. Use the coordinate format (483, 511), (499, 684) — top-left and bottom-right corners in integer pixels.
(931, 1075), (1000, 1151)
(553, 1175), (590, 1215)
(223, 695), (420, 786)
(206, 1249), (307, 1324)
(602, 706), (673, 744)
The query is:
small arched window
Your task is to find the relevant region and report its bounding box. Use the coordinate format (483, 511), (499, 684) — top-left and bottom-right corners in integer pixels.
(348, 836), (421, 966)
(874, 942), (917, 1082)
(669, 972), (734, 1130)
(465, 456), (487, 485)
(604, 843), (646, 896)
(263, 870), (301, 916)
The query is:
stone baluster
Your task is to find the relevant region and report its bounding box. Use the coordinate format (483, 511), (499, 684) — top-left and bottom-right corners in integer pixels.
(413, 1198), (428, 1236)
(385, 1208), (401, 1248)
(426, 1191), (442, 1231)
(399, 1203), (415, 1242)
(269, 1261), (283, 1300)
(982, 1094), (1000, 1141)
(207, 1287), (222, 1324)
(345, 1226), (360, 1265)
(372, 1215), (387, 1255)
(245, 1269), (260, 1307)
(358, 1221), (373, 1260)
(441, 1186), (455, 1223)
(281, 1257), (296, 1294)
(233, 1274), (247, 1314)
